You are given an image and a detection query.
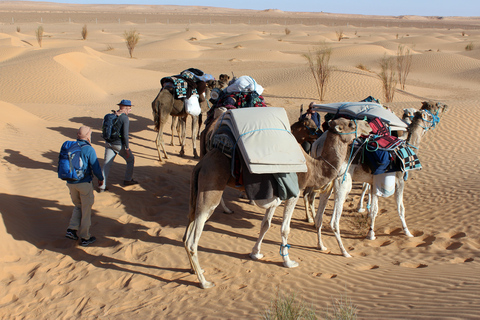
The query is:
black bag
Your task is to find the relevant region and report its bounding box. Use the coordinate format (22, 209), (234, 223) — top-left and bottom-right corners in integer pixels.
(102, 112), (121, 142)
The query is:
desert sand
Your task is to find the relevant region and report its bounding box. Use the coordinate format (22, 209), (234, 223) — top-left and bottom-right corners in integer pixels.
(0, 1), (479, 319)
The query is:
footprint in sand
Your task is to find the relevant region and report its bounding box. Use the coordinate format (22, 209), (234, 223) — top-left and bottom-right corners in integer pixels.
(394, 261), (428, 268)
(312, 272), (337, 279)
(348, 264), (380, 271)
(450, 257), (474, 264)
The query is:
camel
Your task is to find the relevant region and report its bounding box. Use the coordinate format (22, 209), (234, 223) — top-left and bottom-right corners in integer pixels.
(184, 117), (371, 288)
(151, 78), (227, 162)
(313, 101), (447, 258)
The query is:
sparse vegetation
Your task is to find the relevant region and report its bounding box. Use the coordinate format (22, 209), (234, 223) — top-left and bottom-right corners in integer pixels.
(323, 294), (358, 320)
(263, 290), (358, 320)
(263, 291), (317, 320)
(336, 29), (344, 41)
(303, 42), (333, 101)
(81, 24), (88, 40)
(124, 29), (139, 58)
(378, 54), (397, 103)
(285, 27), (291, 35)
(105, 44), (114, 51)
(396, 44), (413, 90)
(36, 26), (44, 47)
(356, 63), (370, 72)
(465, 42), (474, 51)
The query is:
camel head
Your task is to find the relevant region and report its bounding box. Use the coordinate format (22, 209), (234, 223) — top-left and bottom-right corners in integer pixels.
(421, 101), (448, 118)
(328, 118), (371, 142)
(292, 117), (321, 143)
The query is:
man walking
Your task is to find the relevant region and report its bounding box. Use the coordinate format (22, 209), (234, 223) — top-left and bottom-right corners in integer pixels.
(65, 126), (104, 246)
(99, 99), (138, 192)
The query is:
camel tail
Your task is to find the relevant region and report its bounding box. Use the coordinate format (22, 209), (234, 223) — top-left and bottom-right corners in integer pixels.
(151, 90), (162, 132)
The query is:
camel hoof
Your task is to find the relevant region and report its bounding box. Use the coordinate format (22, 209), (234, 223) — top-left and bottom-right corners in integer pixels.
(284, 260), (299, 268)
(249, 252), (264, 260)
(223, 209), (234, 214)
(358, 208), (366, 213)
(318, 245), (328, 251)
(200, 281), (215, 289)
(366, 234), (376, 241)
(343, 253), (352, 258)
(405, 231), (414, 237)
(307, 218), (314, 224)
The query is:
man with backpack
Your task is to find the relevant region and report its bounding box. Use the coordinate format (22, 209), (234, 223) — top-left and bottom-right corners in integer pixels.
(99, 99), (138, 192)
(64, 126), (104, 246)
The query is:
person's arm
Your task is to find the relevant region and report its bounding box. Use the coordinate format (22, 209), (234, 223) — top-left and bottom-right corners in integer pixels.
(88, 147), (104, 182)
(121, 114), (130, 150)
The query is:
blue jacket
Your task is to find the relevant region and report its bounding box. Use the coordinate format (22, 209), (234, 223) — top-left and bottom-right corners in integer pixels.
(68, 140), (104, 184)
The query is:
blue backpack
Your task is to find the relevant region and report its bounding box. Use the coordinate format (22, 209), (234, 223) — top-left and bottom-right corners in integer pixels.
(58, 141), (86, 181)
(102, 112), (122, 142)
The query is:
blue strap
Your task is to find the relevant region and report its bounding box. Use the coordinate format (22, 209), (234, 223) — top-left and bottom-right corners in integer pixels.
(279, 244), (291, 256)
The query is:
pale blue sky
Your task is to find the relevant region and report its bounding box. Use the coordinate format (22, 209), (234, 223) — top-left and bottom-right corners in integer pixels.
(21, 0), (479, 17)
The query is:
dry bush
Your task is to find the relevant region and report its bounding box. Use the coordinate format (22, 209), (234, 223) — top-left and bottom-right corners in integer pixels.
(36, 26), (44, 47)
(285, 27), (291, 35)
(303, 42), (333, 101)
(465, 42), (474, 51)
(378, 54), (397, 103)
(124, 29), (139, 58)
(81, 24), (88, 40)
(356, 64), (370, 72)
(396, 44), (413, 90)
(336, 29), (344, 41)
(105, 44), (114, 51)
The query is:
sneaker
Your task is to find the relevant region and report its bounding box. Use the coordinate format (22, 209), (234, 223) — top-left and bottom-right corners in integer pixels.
(123, 179), (139, 186)
(80, 236), (96, 247)
(98, 187), (108, 193)
(66, 229), (78, 240)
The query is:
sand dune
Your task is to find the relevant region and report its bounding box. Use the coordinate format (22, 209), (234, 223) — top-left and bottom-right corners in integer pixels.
(0, 2), (479, 320)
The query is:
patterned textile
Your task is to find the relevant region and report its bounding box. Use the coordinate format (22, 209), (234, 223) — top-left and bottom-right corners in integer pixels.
(368, 117), (401, 149)
(394, 145), (422, 172)
(160, 76), (198, 99)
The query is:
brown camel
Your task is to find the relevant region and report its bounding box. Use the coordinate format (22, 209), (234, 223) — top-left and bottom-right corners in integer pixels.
(314, 101), (447, 257)
(184, 117), (371, 288)
(151, 78), (228, 162)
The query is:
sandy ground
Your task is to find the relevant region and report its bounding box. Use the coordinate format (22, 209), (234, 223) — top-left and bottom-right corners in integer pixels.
(0, 2), (479, 319)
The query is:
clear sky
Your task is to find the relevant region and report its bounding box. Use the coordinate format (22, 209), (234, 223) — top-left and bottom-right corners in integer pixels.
(20, 0), (479, 17)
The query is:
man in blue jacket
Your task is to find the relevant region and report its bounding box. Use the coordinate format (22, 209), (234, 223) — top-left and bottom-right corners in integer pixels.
(65, 126), (104, 246)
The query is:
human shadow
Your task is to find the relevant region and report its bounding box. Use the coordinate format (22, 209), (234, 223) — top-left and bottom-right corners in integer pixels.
(0, 193), (197, 287)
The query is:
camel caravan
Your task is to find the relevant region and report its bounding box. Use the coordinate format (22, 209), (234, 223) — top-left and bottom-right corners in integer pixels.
(150, 70), (447, 288)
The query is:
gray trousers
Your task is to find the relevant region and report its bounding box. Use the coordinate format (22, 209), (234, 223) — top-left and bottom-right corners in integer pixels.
(101, 143), (134, 189)
(67, 182), (94, 240)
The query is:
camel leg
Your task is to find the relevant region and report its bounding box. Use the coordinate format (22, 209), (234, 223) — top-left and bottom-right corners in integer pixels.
(178, 117), (187, 157)
(279, 196), (300, 268)
(249, 198), (280, 261)
(170, 116), (178, 146)
(366, 192), (380, 240)
(395, 174), (413, 237)
(303, 187), (315, 223)
(330, 175), (353, 258)
(219, 197), (234, 214)
(358, 182), (371, 213)
(315, 187), (333, 251)
(155, 122), (168, 161)
(191, 115), (200, 159)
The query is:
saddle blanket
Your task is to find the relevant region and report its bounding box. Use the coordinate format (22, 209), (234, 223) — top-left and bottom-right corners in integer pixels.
(214, 107), (307, 174)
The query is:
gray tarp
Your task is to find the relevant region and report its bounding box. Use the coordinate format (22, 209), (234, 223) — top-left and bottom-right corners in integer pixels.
(214, 107), (307, 174)
(312, 102), (408, 132)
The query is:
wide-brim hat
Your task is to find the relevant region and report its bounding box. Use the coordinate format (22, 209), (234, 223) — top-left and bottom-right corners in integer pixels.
(117, 99), (133, 107)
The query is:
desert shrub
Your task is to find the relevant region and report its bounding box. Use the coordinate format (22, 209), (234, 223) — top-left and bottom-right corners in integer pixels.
(378, 54), (397, 103)
(356, 64), (370, 72)
(323, 294), (358, 320)
(263, 291), (317, 320)
(105, 44), (114, 51)
(285, 28), (291, 35)
(81, 24), (88, 40)
(36, 26), (44, 47)
(336, 29), (344, 41)
(465, 42), (474, 51)
(396, 44), (413, 90)
(303, 42), (333, 101)
(124, 29), (139, 58)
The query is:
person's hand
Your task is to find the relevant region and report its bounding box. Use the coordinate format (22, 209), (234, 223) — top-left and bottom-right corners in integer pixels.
(98, 180), (104, 187)
(125, 148), (131, 158)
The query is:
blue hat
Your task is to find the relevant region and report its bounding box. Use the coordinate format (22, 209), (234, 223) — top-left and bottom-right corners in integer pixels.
(117, 99), (133, 107)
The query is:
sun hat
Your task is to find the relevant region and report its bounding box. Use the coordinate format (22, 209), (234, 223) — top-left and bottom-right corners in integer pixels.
(117, 99), (133, 107)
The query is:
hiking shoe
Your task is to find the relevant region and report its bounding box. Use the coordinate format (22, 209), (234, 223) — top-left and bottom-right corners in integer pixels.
(98, 187), (108, 193)
(80, 236), (96, 247)
(66, 229), (78, 240)
(123, 179), (139, 186)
